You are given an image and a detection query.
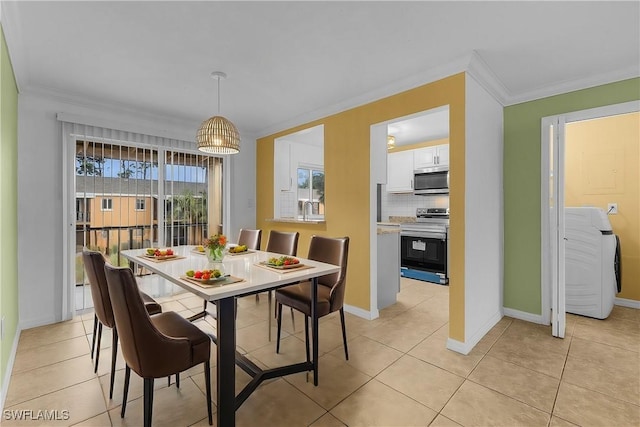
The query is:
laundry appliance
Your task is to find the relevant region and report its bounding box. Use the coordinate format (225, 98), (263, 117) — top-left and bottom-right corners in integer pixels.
(564, 207), (621, 319)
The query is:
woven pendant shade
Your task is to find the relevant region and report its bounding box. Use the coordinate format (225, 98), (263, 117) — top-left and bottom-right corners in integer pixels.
(197, 115), (240, 154)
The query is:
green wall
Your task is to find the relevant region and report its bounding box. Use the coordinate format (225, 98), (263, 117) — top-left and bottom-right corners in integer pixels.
(504, 78), (640, 314)
(0, 25), (19, 398)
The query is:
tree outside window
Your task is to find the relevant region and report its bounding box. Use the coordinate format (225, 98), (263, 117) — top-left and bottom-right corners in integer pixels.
(297, 167), (324, 218)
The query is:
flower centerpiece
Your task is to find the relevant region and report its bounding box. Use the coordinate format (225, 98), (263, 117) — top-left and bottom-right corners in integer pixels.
(203, 234), (227, 263)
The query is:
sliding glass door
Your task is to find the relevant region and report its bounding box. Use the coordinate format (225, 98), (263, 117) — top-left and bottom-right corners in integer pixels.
(74, 139), (222, 311)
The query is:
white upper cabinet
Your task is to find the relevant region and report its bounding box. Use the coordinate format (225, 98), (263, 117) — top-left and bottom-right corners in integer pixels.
(386, 150), (414, 193)
(414, 144), (449, 169)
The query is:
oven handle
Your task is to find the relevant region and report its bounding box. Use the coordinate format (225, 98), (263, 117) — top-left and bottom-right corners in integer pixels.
(400, 230), (447, 240)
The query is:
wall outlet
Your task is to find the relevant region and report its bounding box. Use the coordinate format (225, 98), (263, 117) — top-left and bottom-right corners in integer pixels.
(607, 203), (618, 215)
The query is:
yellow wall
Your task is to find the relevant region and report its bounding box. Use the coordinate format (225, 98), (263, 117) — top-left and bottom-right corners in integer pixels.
(257, 73), (466, 341)
(565, 112), (640, 301)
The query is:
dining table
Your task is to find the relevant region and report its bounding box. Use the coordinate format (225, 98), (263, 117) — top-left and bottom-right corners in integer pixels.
(120, 245), (341, 427)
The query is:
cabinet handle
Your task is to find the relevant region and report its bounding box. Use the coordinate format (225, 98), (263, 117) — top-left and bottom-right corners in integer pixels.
(411, 179), (413, 189)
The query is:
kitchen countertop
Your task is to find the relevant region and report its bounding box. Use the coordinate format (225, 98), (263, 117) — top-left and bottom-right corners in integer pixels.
(377, 222), (401, 235)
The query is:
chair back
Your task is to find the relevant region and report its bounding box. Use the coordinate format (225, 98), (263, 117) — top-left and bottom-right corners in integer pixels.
(82, 249), (115, 328)
(104, 264), (192, 378)
(237, 229), (262, 250)
(308, 236), (350, 312)
(266, 230), (299, 256)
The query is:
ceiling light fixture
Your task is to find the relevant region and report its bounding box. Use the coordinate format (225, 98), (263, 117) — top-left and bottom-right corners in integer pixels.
(197, 71), (240, 154)
(387, 135), (395, 149)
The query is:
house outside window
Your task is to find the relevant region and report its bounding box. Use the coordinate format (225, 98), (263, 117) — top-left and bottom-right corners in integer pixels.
(101, 198), (113, 211)
(135, 198), (146, 211)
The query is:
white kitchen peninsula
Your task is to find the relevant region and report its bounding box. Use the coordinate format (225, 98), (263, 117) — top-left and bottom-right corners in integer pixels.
(377, 224), (401, 309)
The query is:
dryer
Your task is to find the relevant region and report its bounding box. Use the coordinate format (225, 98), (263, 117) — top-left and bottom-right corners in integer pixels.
(564, 207), (619, 319)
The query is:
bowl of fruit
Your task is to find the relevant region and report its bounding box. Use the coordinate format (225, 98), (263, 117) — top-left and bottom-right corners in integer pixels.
(184, 269), (225, 283)
(228, 244), (248, 254)
(145, 248), (175, 259)
(264, 256), (302, 269)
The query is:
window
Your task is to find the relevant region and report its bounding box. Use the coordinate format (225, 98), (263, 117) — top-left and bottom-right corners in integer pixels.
(297, 167), (325, 218)
(135, 198), (146, 211)
(101, 198), (113, 211)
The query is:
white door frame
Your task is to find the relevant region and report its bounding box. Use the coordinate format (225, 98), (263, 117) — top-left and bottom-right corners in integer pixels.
(540, 100), (640, 334)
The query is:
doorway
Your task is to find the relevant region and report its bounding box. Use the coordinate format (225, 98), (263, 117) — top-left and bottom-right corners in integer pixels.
(540, 100), (639, 337)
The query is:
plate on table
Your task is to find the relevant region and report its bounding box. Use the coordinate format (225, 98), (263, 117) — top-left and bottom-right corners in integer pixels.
(259, 261), (305, 270)
(181, 275), (227, 284)
(227, 249), (254, 256)
(143, 254), (177, 260)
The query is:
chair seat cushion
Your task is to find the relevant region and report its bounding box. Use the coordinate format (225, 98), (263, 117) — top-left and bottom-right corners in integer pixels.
(140, 291), (162, 315)
(275, 281), (332, 317)
(151, 312), (210, 365)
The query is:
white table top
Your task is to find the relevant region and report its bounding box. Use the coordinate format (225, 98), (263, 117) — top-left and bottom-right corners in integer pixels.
(121, 246), (341, 301)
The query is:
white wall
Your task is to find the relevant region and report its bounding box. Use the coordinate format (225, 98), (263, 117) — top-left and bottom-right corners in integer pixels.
(463, 73), (504, 347)
(17, 91), (256, 328)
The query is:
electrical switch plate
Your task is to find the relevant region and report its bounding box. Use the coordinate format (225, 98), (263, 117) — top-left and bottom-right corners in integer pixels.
(607, 203), (618, 214)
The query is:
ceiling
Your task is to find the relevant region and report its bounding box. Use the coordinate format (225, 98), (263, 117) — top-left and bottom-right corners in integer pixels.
(3, 1), (639, 139)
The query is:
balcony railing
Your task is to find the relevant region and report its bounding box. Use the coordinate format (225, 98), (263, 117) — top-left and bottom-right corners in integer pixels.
(76, 222), (209, 273)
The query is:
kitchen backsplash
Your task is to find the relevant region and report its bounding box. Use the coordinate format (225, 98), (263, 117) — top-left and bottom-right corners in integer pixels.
(380, 184), (449, 221)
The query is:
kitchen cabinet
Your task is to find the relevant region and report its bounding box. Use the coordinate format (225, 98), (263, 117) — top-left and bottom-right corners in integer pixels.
(377, 229), (400, 309)
(386, 150), (414, 193)
(274, 140), (292, 192)
(414, 144), (449, 169)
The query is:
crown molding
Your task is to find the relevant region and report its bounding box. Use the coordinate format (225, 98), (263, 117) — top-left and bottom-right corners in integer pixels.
(505, 64), (640, 106)
(465, 51), (510, 106)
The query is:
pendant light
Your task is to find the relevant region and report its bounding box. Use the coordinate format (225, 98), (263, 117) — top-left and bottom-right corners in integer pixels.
(197, 71), (240, 154)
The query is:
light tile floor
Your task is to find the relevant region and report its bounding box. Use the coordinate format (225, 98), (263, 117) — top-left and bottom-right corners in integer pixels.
(4, 278), (640, 426)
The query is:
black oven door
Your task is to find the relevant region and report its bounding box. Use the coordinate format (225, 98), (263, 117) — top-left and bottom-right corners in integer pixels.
(400, 232), (447, 274)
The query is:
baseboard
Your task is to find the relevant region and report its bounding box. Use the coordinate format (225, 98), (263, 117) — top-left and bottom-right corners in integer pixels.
(19, 315), (58, 331)
(615, 297), (640, 309)
(446, 309), (502, 355)
(344, 304), (378, 320)
(1, 327), (21, 412)
(503, 307), (546, 324)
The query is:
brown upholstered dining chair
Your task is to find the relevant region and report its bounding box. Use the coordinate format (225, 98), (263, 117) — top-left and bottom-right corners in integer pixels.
(237, 228), (262, 250)
(82, 249), (162, 399)
(104, 263), (213, 427)
(265, 230), (299, 256)
(264, 230), (300, 339)
(275, 235), (350, 360)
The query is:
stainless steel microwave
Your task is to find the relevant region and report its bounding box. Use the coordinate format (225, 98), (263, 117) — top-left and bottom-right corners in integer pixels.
(413, 165), (449, 195)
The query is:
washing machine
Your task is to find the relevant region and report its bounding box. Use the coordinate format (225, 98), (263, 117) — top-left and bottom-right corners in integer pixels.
(564, 207), (620, 319)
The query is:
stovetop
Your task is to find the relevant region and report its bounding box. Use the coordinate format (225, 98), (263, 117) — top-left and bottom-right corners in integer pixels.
(416, 208), (449, 225)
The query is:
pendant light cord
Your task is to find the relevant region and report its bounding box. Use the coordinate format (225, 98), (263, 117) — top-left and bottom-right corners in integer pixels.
(217, 76), (221, 115)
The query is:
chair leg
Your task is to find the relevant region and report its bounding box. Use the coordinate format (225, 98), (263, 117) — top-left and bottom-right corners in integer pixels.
(94, 322), (103, 373)
(121, 365), (131, 418)
(340, 308), (349, 360)
(290, 308), (296, 331)
(204, 361), (213, 425)
(109, 328), (118, 399)
(176, 372), (180, 388)
(143, 378), (154, 427)
(276, 302), (283, 354)
(91, 315), (98, 359)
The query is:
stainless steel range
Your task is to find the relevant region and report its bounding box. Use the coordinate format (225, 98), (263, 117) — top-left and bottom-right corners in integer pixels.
(400, 208), (449, 284)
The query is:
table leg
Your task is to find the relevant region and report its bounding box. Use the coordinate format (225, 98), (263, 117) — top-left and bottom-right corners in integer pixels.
(311, 277), (319, 386)
(216, 298), (236, 427)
